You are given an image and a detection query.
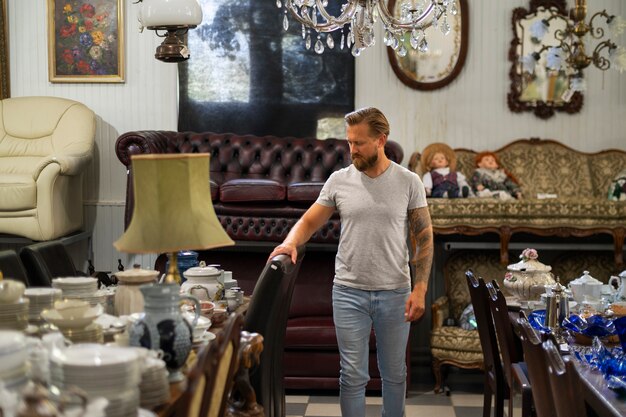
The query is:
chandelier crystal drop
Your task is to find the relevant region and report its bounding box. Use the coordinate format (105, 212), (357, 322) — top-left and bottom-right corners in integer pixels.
(520, 0), (626, 92)
(278, 0), (457, 56)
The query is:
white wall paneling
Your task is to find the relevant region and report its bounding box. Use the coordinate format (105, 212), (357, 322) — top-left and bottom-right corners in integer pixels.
(7, 0), (626, 272)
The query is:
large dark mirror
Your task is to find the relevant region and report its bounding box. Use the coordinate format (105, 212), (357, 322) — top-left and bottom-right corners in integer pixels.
(508, 0), (583, 119)
(387, 0), (468, 90)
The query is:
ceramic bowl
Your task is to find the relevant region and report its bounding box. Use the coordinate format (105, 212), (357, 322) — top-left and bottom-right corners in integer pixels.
(0, 279), (26, 303)
(42, 303), (104, 329)
(54, 299), (91, 319)
(199, 300), (215, 319)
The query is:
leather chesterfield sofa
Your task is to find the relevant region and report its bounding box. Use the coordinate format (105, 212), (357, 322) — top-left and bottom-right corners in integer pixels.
(115, 130), (405, 390)
(116, 131), (403, 243)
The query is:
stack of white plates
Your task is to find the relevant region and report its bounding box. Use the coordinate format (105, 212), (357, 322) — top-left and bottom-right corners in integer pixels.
(0, 298), (29, 330)
(65, 288), (109, 308)
(24, 288), (63, 323)
(50, 344), (141, 417)
(61, 322), (104, 344)
(0, 330), (28, 391)
(52, 277), (98, 297)
(139, 357), (170, 409)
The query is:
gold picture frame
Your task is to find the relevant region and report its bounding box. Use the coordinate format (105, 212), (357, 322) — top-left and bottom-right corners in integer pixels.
(0, 0), (10, 98)
(47, 0), (124, 83)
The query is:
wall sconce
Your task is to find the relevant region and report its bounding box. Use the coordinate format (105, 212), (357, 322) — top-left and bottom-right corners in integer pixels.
(136, 0), (203, 62)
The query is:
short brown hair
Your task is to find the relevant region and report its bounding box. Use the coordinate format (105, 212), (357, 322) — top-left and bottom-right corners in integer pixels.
(345, 107), (390, 138)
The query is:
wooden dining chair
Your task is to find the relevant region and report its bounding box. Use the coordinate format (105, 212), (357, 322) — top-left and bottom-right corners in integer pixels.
(465, 270), (507, 417)
(0, 249), (30, 286)
(485, 280), (533, 417)
(178, 312), (244, 417)
(245, 246), (305, 417)
(513, 316), (557, 417)
(543, 339), (587, 417)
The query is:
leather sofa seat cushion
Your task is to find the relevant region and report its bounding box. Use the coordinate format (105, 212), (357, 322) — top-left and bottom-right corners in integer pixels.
(0, 174), (36, 210)
(220, 179), (286, 203)
(285, 317), (376, 350)
(287, 182), (324, 203)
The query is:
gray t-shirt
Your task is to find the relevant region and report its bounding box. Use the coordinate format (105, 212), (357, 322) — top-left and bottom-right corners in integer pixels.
(316, 161), (428, 290)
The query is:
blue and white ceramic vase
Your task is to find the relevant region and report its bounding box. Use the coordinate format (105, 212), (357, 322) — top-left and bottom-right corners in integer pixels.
(129, 283), (200, 382)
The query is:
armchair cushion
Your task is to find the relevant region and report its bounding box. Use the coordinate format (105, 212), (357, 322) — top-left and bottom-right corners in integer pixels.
(0, 174), (36, 210)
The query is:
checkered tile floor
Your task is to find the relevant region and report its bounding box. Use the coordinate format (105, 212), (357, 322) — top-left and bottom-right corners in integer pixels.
(285, 368), (494, 417)
(285, 390), (487, 417)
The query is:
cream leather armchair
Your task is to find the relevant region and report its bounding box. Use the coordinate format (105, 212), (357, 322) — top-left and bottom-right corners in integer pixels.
(0, 96), (95, 241)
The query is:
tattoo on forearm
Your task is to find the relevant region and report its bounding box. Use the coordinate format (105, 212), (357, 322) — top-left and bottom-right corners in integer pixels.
(409, 207), (434, 284)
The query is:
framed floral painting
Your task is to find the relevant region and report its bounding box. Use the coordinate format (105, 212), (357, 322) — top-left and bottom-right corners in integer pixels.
(47, 0), (124, 83)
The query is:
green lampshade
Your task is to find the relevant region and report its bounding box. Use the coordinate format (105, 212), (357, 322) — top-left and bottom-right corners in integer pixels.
(114, 153), (234, 253)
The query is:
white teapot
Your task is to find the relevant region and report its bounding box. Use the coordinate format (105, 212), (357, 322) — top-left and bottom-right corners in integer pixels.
(568, 271), (603, 303)
(609, 270), (626, 302)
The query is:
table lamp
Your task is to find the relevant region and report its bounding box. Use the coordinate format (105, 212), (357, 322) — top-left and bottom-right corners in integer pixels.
(114, 154), (234, 284)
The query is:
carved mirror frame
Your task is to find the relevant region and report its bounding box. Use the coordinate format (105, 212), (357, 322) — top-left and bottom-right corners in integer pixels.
(508, 0), (583, 119)
(386, 0), (468, 91)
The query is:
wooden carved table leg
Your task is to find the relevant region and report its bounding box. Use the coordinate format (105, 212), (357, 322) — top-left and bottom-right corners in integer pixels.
(500, 227), (512, 265)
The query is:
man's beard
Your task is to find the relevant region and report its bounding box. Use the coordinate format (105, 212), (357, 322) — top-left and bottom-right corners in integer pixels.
(352, 153), (378, 171)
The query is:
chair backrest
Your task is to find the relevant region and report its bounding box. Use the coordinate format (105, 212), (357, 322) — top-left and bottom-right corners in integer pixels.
(543, 339), (587, 417)
(19, 241), (78, 287)
(486, 280), (523, 386)
(244, 246), (305, 417)
(513, 316), (557, 417)
(179, 312), (243, 417)
(0, 249), (30, 286)
(465, 270), (504, 385)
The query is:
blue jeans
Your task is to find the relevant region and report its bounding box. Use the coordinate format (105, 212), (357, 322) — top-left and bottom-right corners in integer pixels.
(332, 284), (411, 417)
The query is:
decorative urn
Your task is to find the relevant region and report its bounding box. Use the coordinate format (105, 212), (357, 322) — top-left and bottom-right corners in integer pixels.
(503, 248), (556, 301)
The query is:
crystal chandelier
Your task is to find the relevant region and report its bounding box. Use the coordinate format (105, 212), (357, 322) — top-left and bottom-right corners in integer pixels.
(276, 0), (458, 56)
(521, 0), (626, 92)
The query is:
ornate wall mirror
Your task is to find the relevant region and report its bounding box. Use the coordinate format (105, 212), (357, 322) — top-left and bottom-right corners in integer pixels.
(387, 0), (468, 91)
(508, 0), (583, 119)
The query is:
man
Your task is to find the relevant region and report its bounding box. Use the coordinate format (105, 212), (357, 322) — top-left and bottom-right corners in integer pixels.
(269, 107), (433, 417)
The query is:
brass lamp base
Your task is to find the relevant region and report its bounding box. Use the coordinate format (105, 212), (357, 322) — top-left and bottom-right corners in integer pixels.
(164, 252), (182, 284)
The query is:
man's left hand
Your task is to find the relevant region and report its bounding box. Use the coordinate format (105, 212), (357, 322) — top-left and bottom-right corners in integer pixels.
(404, 289), (426, 322)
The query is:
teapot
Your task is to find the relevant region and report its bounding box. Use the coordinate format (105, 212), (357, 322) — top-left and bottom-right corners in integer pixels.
(568, 271), (603, 303)
(609, 270), (626, 302)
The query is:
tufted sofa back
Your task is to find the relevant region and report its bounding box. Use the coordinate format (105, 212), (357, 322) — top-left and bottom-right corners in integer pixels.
(117, 131), (403, 185)
(116, 131), (404, 242)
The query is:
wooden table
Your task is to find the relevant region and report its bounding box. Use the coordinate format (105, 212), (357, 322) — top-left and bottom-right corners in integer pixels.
(507, 309), (626, 417)
(155, 298), (250, 417)
(574, 361), (626, 417)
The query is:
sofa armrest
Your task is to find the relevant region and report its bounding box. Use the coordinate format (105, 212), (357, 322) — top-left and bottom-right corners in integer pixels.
(115, 130), (179, 167)
(431, 295), (450, 329)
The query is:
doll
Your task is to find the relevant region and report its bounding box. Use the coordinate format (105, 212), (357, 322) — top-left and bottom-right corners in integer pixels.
(470, 152), (521, 200)
(420, 143), (470, 198)
(608, 169), (626, 201)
